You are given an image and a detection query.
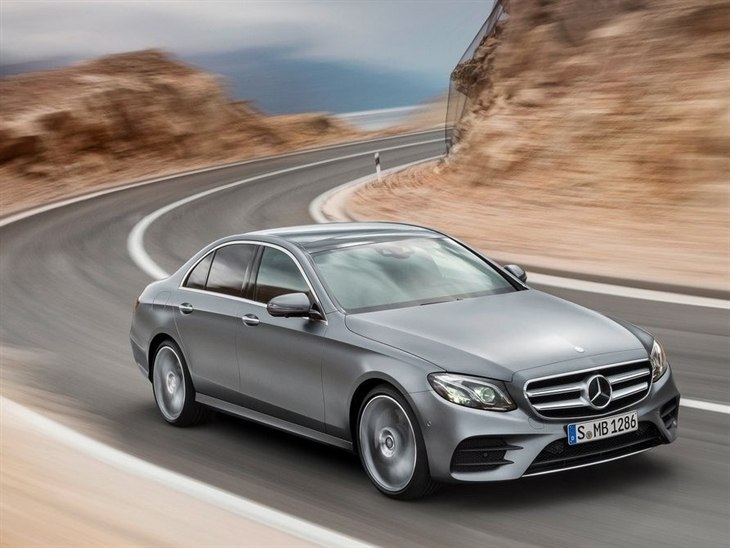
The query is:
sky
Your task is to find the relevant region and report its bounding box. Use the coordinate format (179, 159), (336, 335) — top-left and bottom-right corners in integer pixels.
(0, 1), (496, 112)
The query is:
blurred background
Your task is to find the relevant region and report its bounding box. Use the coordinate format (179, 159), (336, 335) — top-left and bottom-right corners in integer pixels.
(354, 0), (730, 290)
(1, 0), (728, 546)
(1, 0), (492, 214)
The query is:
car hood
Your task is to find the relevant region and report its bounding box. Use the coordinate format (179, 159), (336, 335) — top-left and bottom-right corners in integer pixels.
(344, 290), (645, 381)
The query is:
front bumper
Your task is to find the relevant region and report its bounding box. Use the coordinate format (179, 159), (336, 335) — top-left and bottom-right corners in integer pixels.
(409, 369), (679, 482)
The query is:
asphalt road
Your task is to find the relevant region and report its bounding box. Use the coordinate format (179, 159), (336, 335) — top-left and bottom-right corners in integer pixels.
(1, 130), (728, 547)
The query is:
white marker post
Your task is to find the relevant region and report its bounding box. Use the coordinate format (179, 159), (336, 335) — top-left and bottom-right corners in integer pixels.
(374, 152), (382, 181)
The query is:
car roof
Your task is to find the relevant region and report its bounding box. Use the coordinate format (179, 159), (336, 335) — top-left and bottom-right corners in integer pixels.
(247, 222), (440, 252)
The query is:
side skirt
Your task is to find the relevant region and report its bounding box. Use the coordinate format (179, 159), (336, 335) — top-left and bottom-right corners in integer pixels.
(196, 394), (354, 451)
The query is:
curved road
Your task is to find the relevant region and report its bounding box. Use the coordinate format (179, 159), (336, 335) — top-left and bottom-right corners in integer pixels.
(1, 130), (728, 547)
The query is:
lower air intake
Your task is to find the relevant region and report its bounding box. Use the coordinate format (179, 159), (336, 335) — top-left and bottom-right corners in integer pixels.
(525, 422), (665, 476)
(451, 437), (522, 473)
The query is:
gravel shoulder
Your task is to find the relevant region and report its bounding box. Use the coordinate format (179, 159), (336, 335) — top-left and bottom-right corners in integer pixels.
(0, 347), (312, 547)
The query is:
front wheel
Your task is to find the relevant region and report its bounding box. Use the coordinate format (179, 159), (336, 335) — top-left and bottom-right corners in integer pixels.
(357, 386), (439, 499)
(152, 341), (207, 426)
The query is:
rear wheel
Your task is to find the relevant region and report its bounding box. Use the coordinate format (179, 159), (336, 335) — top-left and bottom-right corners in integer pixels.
(357, 386), (439, 499)
(152, 341), (206, 426)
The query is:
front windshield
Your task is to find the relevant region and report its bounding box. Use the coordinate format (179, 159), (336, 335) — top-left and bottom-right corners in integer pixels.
(311, 237), (516, 313)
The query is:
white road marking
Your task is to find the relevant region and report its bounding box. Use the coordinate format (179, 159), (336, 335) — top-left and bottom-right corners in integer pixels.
(681, 398), (730, 415)
(527, 273), (730, 310)
(0, 128), (443, 230)
(127, 138), (444, 279)
(308, 156), (444, 224)
(0, 397), (372, 548)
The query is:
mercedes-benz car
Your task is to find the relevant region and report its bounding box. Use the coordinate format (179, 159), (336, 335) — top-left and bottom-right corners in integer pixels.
(130, 222), (679, 499)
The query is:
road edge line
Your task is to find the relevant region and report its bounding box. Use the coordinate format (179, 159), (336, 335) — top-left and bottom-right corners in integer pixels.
(128, 139), (444, 279)
(0, 396), (373, 548)
(681, 398), (730, 415)
(308, 156), (444, 224)
(0, 129), (443, 229)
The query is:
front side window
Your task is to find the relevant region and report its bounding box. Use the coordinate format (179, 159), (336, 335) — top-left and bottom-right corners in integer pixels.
(254, 247), (309, 303)
(204, 244), (256, 297)
(311, 237), (515, 313)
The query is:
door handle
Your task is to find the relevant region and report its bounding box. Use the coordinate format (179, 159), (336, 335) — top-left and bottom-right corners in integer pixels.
(242, 314), (260, 326)
(179, 302), (194, 314)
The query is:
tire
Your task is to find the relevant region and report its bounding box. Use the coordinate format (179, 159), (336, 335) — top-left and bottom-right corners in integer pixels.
(151, 340), (207, 426)
(357, 385), (440, 499)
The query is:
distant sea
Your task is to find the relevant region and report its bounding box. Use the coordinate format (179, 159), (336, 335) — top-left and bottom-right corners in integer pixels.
(335, 105), (420, 130)
(1, 47), (446, 117)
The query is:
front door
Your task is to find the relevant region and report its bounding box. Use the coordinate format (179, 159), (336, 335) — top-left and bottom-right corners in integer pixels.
(236, 245), (327, 431)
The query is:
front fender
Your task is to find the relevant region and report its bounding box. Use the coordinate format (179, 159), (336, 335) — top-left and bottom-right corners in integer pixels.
(321, 316), (439, 441)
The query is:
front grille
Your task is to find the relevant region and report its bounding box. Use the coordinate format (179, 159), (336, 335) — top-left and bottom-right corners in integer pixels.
(524, 359), (652, 420)
(525, 422), (664, 476)
(451, 437), (522, 473)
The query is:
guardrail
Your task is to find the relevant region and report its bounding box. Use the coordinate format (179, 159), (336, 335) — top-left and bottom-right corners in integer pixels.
(445, 0), (505, 152)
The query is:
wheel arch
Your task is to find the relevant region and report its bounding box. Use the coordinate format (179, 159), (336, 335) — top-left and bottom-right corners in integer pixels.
(348, 375), (416, 451)
(148, 332), (179, 381)
(348, 375), (440, 498)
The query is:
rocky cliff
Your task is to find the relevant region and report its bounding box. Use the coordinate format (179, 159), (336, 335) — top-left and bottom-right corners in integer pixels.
(350, 0), (730, 288)
(448, 0), (729, 204)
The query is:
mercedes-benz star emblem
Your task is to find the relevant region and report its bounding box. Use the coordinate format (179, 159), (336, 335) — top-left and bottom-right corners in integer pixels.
(584, 374), (612, 409)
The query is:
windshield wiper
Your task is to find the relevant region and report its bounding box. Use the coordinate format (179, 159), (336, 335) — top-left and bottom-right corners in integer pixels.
(419, 297), (460, 306)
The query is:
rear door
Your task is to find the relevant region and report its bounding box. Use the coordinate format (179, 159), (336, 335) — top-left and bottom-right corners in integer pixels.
(174, 243), (259, 401)
(236, 245), (327, 431)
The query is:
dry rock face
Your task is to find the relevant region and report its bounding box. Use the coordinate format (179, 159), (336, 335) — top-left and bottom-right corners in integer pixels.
(0, 50), (361, 215)
(351, 0), (730, 289)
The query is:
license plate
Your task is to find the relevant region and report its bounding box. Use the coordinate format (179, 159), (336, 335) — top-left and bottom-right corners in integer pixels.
(567, 411), (638, 445)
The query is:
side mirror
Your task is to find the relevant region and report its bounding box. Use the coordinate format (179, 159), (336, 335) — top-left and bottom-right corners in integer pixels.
(504, 264), (527, 283)
(267, 292), (320, 319)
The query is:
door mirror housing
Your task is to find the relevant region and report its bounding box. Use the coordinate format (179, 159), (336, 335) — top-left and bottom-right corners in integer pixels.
(504, 264), (527, 283)
(267, 292), (321, 319)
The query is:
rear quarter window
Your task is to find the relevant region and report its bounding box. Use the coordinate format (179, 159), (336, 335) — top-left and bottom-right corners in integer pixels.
(183, 253), (213, 290)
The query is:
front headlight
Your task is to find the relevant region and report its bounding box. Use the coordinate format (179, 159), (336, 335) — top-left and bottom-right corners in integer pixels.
(650, 340), (669, 381)
(428, 373), (516, 411)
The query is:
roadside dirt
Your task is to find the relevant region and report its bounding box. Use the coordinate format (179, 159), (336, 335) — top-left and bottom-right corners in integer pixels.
(0, 348), (312, 547)
(0, 403), (312, 547)
(349, 0), (730, 290)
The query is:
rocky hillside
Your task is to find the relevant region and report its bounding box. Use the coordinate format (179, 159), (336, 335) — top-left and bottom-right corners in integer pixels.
(0, 50), (361, 215)
(351, 0), (730, 289)
(449, 0), (728, 203)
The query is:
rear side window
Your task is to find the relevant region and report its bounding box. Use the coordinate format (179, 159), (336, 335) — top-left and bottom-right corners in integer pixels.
(205, 244), (257, 297)
(184, 253), (213, 290)
(254, 247), (309, 303)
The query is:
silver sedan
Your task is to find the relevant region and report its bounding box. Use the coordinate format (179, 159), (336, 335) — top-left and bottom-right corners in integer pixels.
(130, 223), (679, 499)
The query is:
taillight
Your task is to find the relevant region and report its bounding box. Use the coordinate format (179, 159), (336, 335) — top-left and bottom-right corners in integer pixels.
(134, 295), (141, 311)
